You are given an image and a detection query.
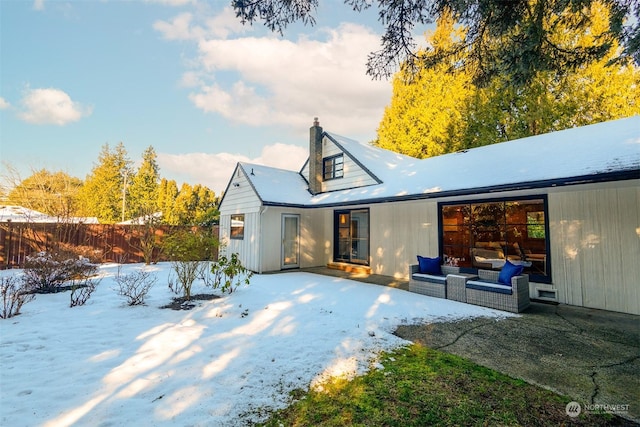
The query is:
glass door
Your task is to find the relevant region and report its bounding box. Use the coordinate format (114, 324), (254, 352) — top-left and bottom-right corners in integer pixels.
(281, 214), (300, 269)
(334, 209), (369, 265)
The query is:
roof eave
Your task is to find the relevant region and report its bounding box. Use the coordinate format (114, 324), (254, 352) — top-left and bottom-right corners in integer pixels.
(261, 169), (639, 209)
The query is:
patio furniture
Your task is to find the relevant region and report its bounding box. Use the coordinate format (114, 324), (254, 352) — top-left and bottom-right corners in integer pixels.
(409, 264), (460, 298)
(465, 269), (531, 313)
(445, 273), (478, 302)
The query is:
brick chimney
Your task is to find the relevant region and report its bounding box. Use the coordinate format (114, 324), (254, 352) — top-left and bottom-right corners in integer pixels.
(309, 117), (323, 195)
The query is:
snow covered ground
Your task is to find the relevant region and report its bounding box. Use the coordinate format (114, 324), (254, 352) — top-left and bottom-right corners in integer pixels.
(0, 263), (513, 426)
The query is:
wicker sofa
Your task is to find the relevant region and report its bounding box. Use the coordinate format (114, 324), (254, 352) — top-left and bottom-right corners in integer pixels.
(409, 264), (460, 298)
(464, 269), (531, 313)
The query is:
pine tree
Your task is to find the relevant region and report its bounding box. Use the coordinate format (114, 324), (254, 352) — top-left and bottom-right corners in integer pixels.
(461, 1), (640, 147)
(374, 11), (472, 158)
(193, 184), (219, 226)
(376, 1), (640, 155)
(127, 146), (160, 222)
(78, 142), (133, 223)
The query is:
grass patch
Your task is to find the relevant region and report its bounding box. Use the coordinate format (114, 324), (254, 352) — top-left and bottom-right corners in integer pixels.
(260, 344), (628, 426)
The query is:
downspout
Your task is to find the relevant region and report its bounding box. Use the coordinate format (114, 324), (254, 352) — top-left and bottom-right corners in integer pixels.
(258, 206), (268, 274)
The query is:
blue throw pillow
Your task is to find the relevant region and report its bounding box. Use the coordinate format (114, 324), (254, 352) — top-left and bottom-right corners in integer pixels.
(417, 256), (442, 275)
(498, 260), (524, 285)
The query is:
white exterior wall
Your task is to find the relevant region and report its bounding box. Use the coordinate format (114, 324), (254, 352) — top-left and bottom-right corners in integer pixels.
(320, 137), (378, 192)
(258, 208), (330, 272)
(218, 168), (263, 273)
(369, 200), (440, 278)
(302, 180), (639, 314)
(548, 181), (639, 315)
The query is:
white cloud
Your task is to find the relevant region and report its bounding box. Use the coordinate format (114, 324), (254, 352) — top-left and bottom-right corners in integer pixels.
(33, 0), (44, 11)
(187, 23), (390, 138)
(0, 97), (10, 110)
(155, 6), (392, 141)
(154, 7), (246, 41)
(157, 143), (308, 193)
(153, 12), (204, 41)
(18, 88), (92, 125)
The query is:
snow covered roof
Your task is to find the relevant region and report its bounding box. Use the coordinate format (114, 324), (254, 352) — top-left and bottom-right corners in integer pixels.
(238, 116), (640, 208)
(0, 205), (99, 224)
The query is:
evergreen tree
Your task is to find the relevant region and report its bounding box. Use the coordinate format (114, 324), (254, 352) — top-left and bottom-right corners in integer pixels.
(232, 0), (638, 85)
(374, 11), (472, 158)
(78, 142), (133, 223)
(158, 181), (218, 226)
(193, 184), (219, 226)
(158, 178), (179, 225)
(461, 1), (640, 146)
(127, 146), (160, 222)
(172, 183), (197, 225)
(377, 1), (640, 156)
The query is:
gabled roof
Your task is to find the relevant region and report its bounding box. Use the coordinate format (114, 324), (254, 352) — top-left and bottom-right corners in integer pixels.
(233, 116), (640, 208)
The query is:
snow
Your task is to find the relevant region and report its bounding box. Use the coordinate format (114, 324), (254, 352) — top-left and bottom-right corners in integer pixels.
(0, 263), (512, 426)
(237, 116), (640, 207)
(0, 205), (99, 224)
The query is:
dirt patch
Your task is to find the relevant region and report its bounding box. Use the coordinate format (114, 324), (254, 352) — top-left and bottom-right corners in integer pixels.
(160, 293), (220, 310)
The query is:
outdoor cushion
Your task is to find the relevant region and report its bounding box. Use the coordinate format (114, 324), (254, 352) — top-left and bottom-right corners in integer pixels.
(466, 280), (513, 295)
(411, 273), (447, 284)
(498, 260), (523, 285)
(417, 256), (442, 275)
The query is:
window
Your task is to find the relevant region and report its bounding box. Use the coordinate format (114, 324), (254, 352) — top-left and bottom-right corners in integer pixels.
(440, 197), (550, 282)
(323, 154), (344, 180)
(230, 214), (245, 240)
(526, 211), (545, 239)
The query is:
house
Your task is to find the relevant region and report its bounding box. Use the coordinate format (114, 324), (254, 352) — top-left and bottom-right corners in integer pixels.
(218, 116), (640, 315)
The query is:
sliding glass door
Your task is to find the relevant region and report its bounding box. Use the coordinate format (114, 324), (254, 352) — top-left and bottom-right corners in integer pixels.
(334, 209), (369, 265)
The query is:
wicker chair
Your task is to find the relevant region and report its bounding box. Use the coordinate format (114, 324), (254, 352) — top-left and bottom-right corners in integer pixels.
(409, 264), (460, 298)
(465, 269), (530, 313)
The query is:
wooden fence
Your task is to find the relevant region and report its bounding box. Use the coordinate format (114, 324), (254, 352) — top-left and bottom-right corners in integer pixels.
(0, 222), (219, 269)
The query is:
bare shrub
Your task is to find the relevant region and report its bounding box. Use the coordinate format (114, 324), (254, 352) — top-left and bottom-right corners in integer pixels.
(22, 251), (99, 293)
(163, 228), (218, 301)
(115, 266), (157, 306)
(167, 271), (181, 295)
(170, 261), (207, 301)
(1, 276), (35, 319)
(69, 277), (100, 308)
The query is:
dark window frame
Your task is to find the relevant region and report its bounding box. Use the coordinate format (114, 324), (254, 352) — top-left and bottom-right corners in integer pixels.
(230, 214), (245, 240)
(323, 154), (344, 181)
(333, 208), (370, 265)
(438, 195), (551, 283)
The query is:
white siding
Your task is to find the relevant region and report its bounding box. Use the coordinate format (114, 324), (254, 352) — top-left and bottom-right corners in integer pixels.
(321, 137), (378, 192)
(257, 208), (329, 272)
(369, 200), (439, 278)
(218, 168), (263, 273)
(549, 183), (640, 315)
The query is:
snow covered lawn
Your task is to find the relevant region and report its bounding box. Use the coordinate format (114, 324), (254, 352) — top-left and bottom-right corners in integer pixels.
(0, 263), (512, 426)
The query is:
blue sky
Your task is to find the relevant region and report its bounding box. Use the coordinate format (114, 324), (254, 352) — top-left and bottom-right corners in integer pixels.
(1, 0), (430, 194)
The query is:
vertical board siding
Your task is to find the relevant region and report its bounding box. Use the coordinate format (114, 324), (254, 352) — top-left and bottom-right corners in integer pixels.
(549, 186), (639, 315)
(218, 168), (264, 273)
(370, 200), (439, 278)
